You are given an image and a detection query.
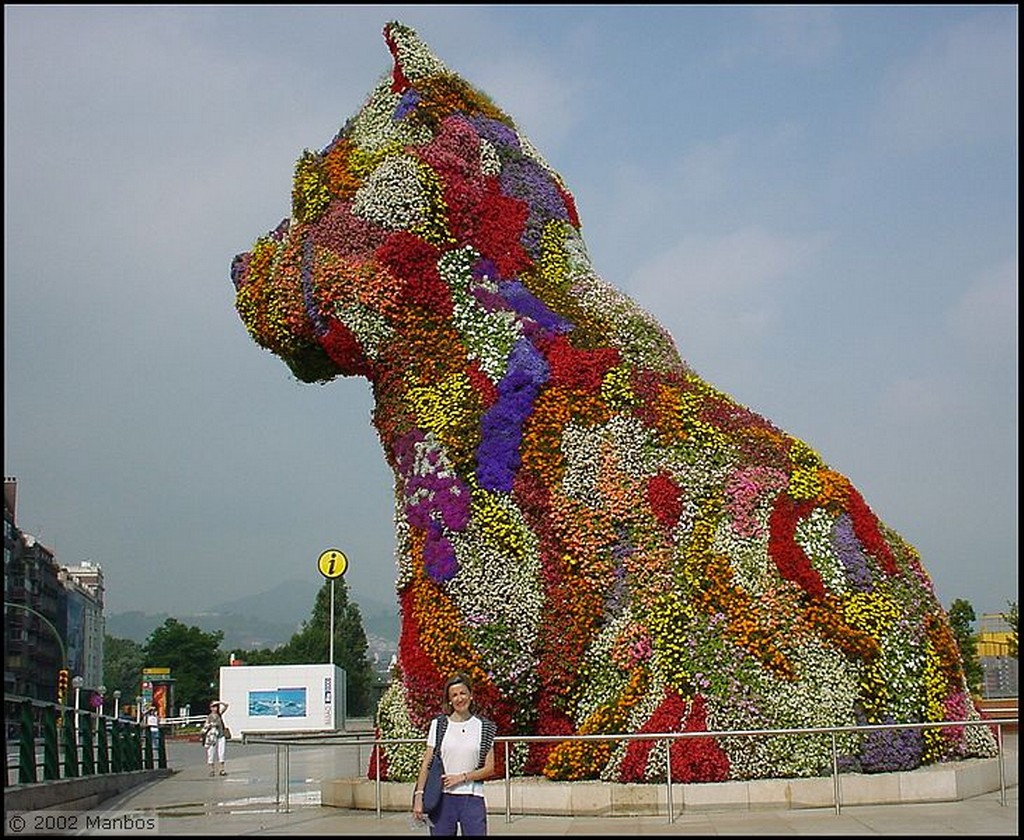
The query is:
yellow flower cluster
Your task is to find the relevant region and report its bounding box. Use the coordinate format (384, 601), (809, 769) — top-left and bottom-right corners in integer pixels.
(788, 468), (822, 500)
(842, 591), (899, 638)
(292, 150), (332, 224)
(409, 159), (453, 248)
(471, 489), (531, 561)
(600, 364), (636, 409)
(919, 641), (948, 762)
(788, 439), (823, 469)
(406, 372), (474, 440)
(536, 220), (572, 291)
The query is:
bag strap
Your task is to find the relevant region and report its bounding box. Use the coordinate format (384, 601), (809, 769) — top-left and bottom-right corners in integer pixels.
(434, 713), (448, 749)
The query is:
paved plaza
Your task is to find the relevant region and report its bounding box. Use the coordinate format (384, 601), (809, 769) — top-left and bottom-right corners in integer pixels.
(54, 734), (1016, 836)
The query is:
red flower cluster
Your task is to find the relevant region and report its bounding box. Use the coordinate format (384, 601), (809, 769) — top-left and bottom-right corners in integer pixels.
(767, 495), (826, 598)
(619, 691), (729, 783)
(544, 334), (620, 392)
(846, 487), (898, 575)
(319, 318), (372, 376)
(647, 472), (683, 530)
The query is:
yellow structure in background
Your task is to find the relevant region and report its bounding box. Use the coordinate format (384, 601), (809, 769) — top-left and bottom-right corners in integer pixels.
(977, 613), (1013, 657)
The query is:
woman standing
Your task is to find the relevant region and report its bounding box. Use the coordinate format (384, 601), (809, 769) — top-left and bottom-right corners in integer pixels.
(412, 674), (496, 835)
(201, 700), (230, 777)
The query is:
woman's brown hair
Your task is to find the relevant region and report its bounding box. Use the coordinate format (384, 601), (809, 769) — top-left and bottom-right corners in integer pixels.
(441, 673), (474, 714)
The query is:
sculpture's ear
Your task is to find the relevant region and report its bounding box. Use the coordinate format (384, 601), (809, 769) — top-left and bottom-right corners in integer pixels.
(383, 21), (447, 93)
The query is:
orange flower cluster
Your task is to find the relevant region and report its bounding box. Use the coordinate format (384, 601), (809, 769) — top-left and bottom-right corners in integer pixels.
(800, 594), (881, 662)
(543, 669), (649, 780)
(924, 613), (965, 693)
(697, 552), (796, 680)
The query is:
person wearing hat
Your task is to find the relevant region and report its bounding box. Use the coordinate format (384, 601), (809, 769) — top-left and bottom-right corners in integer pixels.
(201, 700), (230, 776)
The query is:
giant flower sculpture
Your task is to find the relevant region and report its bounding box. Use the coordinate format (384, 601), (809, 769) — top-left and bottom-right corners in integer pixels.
(232, 22), (996, 783)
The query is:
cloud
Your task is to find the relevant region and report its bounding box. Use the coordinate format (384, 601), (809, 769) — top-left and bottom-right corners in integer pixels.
(719, 6), (841, 67)
(947, 257), (1018, 358)
(872, 14), (1017, 152)
(625, 225), (827, 379)
(466, 54), (583, 156)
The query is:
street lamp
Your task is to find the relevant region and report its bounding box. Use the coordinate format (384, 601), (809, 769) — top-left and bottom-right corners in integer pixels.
(97, 685), (107, 716)
(72, 675), (84, 738)
(113, 690), (121, 719)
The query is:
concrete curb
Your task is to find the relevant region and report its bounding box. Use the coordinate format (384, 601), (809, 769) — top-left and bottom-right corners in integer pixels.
(324, 751), (1017, 816)
(4, 768), (174, 812)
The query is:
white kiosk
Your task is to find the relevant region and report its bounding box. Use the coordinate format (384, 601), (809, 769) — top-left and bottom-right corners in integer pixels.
(217, 663), (346, 738)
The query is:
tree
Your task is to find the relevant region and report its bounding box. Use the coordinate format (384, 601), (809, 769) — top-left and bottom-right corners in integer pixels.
(143, 618), (224, 712)
(104, 635), (145, 701)
(1002, 600), (1018, 658)
(275, 580), (376, 716)
(947, 599), (984, 695)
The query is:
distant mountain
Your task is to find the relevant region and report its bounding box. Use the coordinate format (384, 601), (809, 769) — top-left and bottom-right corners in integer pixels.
(105, 578), (400, 652)
(206, 579), (320, 625)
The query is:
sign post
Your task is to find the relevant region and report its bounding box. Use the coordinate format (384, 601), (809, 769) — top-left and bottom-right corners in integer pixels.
(317, 549), (349, 665)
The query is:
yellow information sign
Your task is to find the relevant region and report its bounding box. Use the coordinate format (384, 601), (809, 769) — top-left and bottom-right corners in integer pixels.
(318, 548), (349, 579)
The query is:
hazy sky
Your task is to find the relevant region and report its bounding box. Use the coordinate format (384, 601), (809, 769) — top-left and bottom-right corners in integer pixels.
(4, 5), (1017, 623)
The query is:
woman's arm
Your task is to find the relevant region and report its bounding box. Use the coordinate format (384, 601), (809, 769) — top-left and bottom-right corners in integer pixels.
(411, 745), (434, 817)
(460, 745), (495, 784)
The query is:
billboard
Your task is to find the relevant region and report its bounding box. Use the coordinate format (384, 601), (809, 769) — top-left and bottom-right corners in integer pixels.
(217, 663), (346, 738)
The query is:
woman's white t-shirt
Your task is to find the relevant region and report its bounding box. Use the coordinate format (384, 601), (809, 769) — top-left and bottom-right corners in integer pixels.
(428, 715), (484, 796)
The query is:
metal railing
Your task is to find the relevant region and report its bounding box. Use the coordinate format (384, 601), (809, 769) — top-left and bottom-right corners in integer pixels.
(4, 693), (168, 785)
(247, 716), (1016, 821)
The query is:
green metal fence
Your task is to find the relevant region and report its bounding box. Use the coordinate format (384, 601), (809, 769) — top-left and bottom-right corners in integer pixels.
(4, 693), (167, 786)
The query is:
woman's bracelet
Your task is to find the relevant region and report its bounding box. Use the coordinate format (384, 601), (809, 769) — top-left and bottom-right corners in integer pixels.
(413, 790), (424, 796)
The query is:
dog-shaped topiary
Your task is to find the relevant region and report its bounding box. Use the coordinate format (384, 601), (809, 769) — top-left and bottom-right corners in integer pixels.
(232, 22), (995, 782)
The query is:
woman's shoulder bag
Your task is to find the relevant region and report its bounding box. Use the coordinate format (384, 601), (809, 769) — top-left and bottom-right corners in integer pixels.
(420, 714), (449, 816)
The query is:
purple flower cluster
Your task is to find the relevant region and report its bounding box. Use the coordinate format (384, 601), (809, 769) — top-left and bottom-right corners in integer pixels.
(393, 429), (472, 582)
(476, 337), (549, 492)
(832, 513), (873, 592)
(469, 115), (521, 152)
(423, 521), (457, 582)
(859, 715), (924, 772)
(394, 88), (421, 120)
(301, 237), (329, 336)
(498, 280), (572, 335)
(499, 157), (572, 256)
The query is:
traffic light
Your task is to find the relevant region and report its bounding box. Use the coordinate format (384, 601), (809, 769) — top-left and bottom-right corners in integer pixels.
(57, 668), (69, 705)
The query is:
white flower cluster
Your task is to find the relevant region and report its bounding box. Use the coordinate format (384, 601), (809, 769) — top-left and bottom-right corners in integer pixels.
(334, 302), (393, 361)
(708, 641), (862, 779)
(478, 137), (502, 178)
(352, 154), (428, 231)
(573, 612), (635, 723)
(570, 272), (683, 371)
(795, 507), (846, 593)
(347, 79), (431, 152)
(712, 517), (773, 597)
(602, 414), (654, 480)
(560, 421), (604, 505)
(447, 520), (543, 691)
(439, 248), (520, 383)
(375, 679), (428, 778)
(387, 22), (448, 81)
